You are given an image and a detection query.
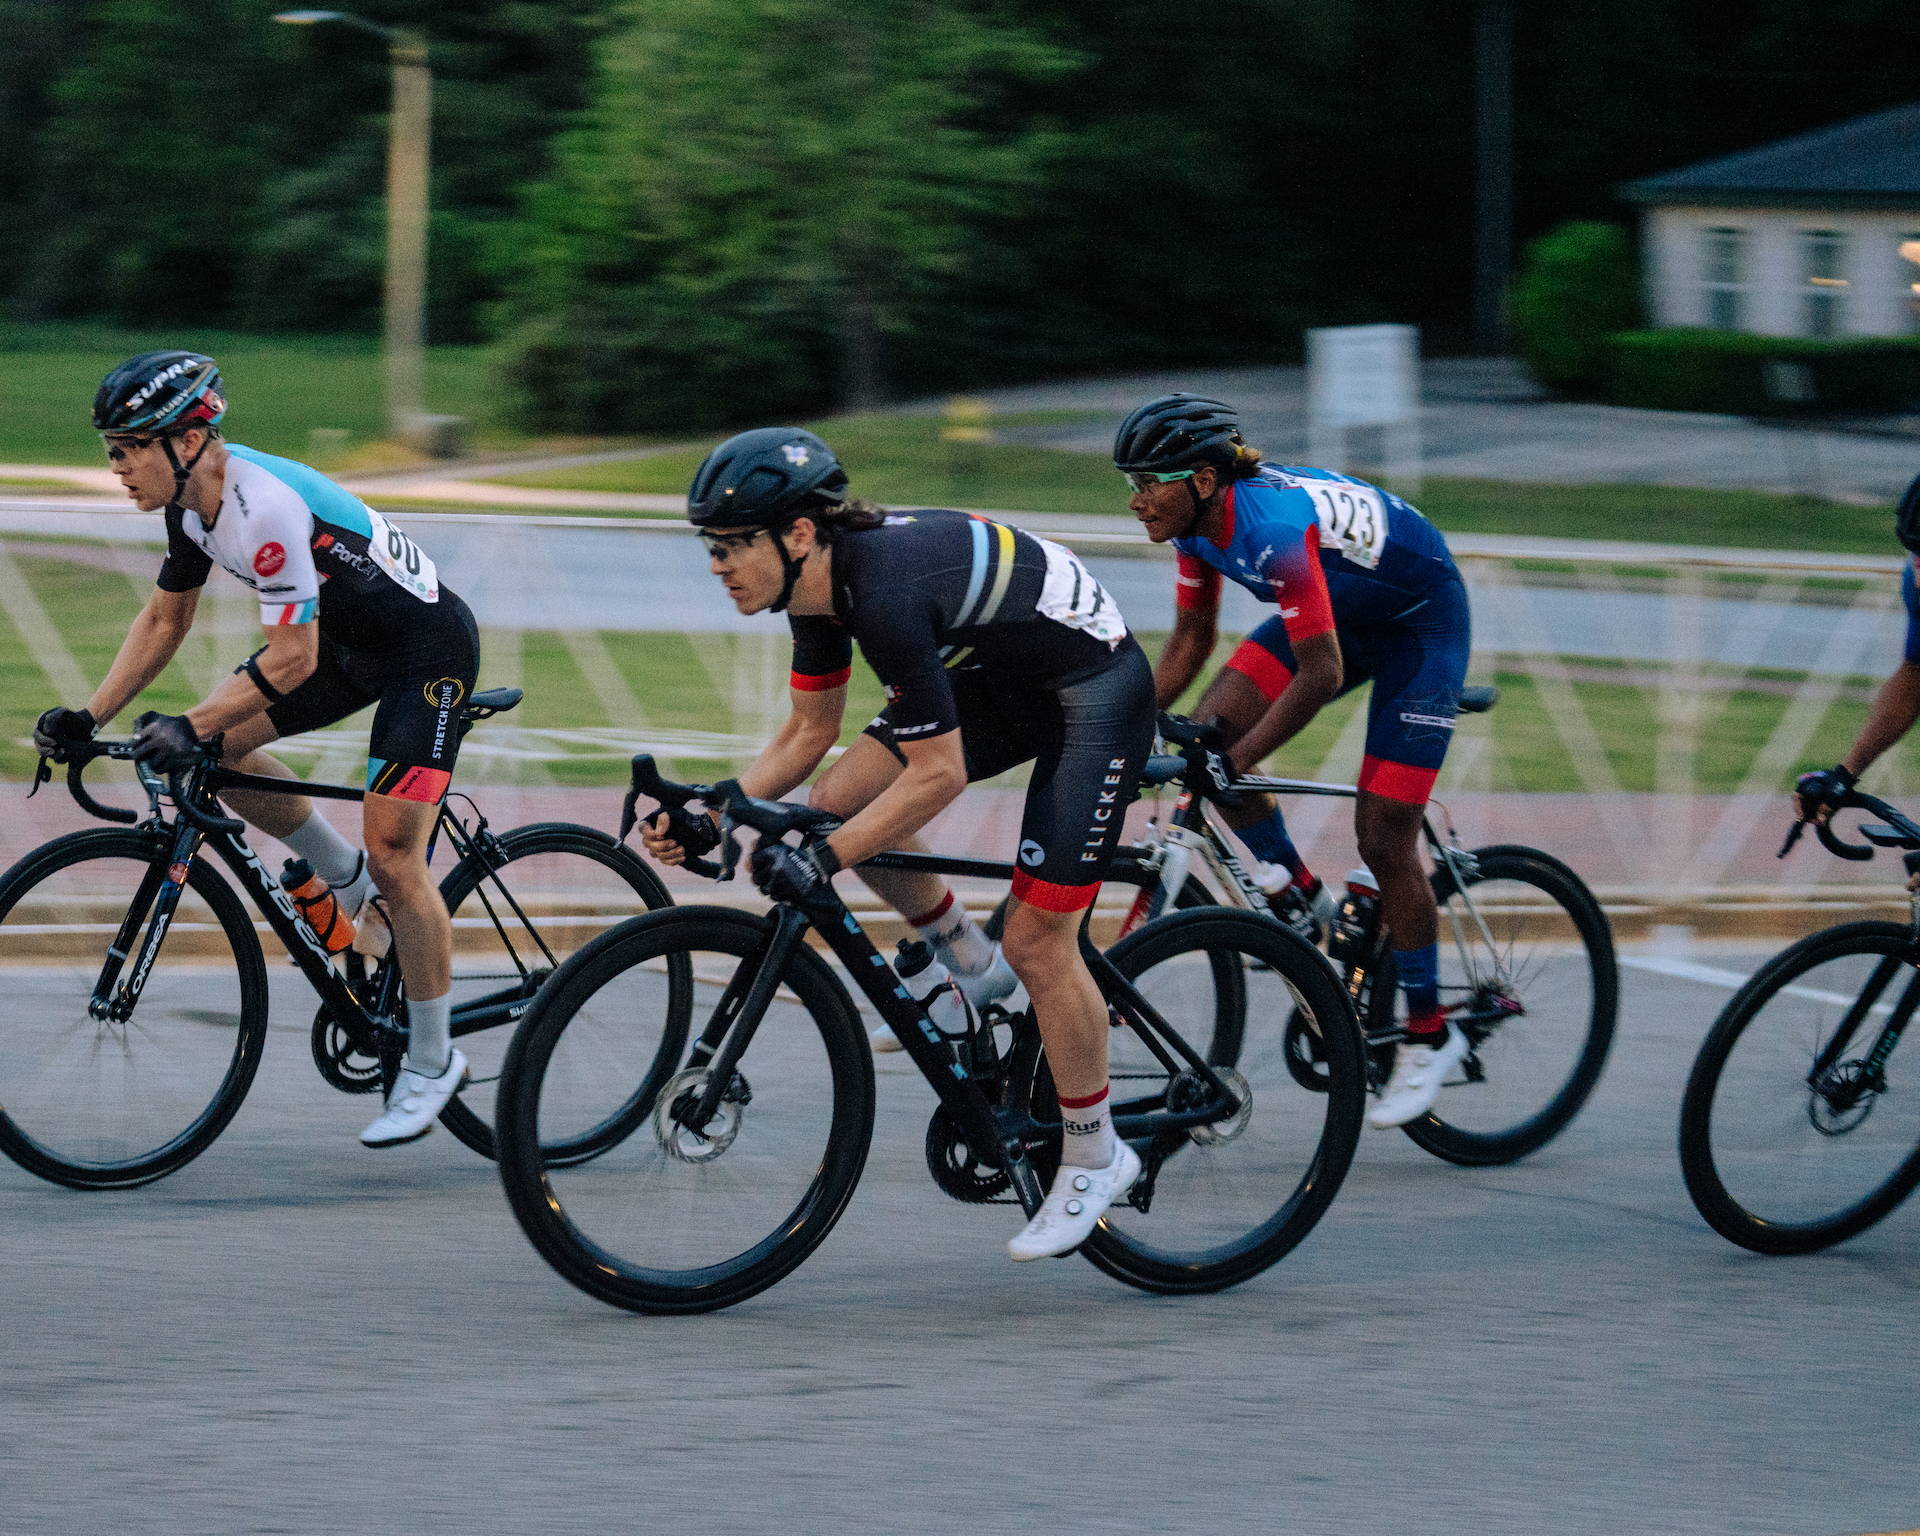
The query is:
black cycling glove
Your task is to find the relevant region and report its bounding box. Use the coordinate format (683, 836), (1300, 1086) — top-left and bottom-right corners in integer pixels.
(130, 711), (201, 774)
(752, 840), (841, 905)
(1795, 763), (1857, 818)
(651, 805), (722, 858)
(33, 705), (96, 757)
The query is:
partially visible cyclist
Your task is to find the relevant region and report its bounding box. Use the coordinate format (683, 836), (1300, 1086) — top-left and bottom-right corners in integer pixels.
(34, 351), (480, 1147)
(642, 427), (1156, 1261)
(1119, 392), (1472, 1129)
(1795, 470), (1920, 880)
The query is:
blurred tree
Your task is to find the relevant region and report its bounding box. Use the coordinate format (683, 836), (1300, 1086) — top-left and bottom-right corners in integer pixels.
(1509, 221), (1641, 394)
(503, 0), (1081, 430)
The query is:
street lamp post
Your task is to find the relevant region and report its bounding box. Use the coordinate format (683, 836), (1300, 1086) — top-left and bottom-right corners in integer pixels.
(273, 10), (430, 447)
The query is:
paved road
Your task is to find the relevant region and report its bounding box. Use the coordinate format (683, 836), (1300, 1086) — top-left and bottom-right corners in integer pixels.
(2, 942), (1915, 1535)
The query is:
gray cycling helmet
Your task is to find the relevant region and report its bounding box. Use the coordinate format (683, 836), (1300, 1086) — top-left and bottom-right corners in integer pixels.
(1112, 393), (1245, 474)
(688, 427), (849, 528)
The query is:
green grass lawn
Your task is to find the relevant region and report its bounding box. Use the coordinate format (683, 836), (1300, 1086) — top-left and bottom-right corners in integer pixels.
(0, 322), (543, 468)
(3, 544), (1911, 800)
(491, 410), (1899, 553)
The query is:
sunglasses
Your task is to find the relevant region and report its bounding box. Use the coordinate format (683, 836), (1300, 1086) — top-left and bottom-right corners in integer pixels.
(101, 433), (161, 462)
(1121, 468), (1197, 493)
(697, 528), (768, 560)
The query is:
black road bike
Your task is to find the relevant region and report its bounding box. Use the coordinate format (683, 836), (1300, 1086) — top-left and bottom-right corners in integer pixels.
(1121, 708), (1618, 1166)
(1680, 792), (1920, 1253)
(0, 688), (670, 1189)
(493, 755), (1365, 1315)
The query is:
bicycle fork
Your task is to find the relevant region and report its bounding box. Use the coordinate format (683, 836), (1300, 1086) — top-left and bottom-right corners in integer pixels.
(89, 821), (205, 1024)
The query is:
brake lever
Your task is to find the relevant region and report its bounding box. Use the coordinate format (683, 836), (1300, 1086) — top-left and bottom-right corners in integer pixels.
(1777, 819), (1805, 859)
(27, 755), (50, 799)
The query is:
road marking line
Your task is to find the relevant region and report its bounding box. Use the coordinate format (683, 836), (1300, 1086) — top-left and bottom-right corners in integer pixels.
(1622, 954), (1893, 1014)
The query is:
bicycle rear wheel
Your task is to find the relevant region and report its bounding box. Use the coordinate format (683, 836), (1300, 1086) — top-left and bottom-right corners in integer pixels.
(1401, 845), (1617, 1166)
(496, 906), (875, 1314)
(1680, 922), (1920, 1254)
(433, 822), (672, 1162)
(1017, 908), (1364, 1294)
(0, 829), (269, 1189)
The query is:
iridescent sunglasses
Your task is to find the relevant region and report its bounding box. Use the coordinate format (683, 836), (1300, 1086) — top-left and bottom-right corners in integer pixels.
(1120, 468), (1197, 493)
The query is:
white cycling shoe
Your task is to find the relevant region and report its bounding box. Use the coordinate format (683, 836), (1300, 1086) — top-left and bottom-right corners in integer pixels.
(1367, 1023), (1469, 1129)
(361, 1049), (469, 1147)
(1008, 1142), (1141, 1262)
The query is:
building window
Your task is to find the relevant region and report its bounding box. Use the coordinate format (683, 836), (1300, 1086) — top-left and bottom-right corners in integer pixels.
(1900, 235), (1920, 333)
(1700, 226), (1747, 330)
(1801, 229), (1848, 338)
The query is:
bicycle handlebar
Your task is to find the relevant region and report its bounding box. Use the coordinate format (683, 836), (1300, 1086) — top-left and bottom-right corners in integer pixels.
(34, 738), (242, 834)
(1780, 789), (1920, 864)
(621, 755), (845, 884)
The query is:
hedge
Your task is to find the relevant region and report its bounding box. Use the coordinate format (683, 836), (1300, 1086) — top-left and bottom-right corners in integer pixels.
(1606, 329), (1920, 416)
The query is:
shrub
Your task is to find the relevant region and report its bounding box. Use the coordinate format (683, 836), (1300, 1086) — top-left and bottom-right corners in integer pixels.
(1510, 222), (1643, 394)
(1606, 329), (1920, 416)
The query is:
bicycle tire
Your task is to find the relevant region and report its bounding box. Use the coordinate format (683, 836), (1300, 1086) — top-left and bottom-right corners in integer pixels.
(1014, 907), (1364, 1294)
(1400, 845), (1617, 1166)
(1679, 921), (1920, 1255)
(496, 905), (875, 1314)
(0, 828), (269, 1189)
(431, 822), (673, 1162)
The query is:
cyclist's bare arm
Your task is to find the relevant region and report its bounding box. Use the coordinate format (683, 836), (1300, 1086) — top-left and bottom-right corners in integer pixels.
(1227, 629), (1342, 773)
(1154, 603), (1217, 709)
(84, 586), (201, 726)
(1796, 660), (1920, 823)
(642, 680), (845, 865)
(822, 727), (966, 869)
(184, 620), (318, 738)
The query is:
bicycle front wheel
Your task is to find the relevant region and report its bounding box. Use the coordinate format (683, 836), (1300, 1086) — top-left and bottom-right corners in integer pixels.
(0, 829), (269, 1189)
(434, 821), (672, 1162)
(1402, 845), (1617, 1166)
(1680, 922), (1920, 1254)
(1018, 908), (1364, 1294)
(496, 906), (875, 1314)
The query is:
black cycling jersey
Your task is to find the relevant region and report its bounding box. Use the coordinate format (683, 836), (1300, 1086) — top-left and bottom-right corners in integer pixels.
(787, 509), (1129, 739)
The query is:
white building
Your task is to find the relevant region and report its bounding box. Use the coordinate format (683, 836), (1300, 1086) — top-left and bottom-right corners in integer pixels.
(1622, 104), (1920, 340)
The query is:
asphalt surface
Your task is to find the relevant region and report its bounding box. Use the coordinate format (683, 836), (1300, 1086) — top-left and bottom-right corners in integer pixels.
(3, 941), (1916, 1536)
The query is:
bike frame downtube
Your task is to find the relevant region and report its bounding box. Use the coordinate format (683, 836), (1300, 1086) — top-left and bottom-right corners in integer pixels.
(202, 825), (370, 1026)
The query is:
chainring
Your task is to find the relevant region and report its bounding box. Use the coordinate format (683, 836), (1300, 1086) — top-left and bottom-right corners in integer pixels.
(924, 1103), (1011, 1203)
(310, 1009), (384, 1095)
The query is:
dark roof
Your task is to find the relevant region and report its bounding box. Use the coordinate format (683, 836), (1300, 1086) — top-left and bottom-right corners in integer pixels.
(1621, 103), (1920, 210)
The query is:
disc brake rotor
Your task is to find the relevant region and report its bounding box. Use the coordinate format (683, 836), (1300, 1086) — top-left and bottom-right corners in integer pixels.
(654, 1067), (745, 1163)
(1174, 1066), (1253, 1146)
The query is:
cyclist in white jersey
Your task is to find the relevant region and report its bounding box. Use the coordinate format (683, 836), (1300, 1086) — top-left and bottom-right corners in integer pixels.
(33, 352), (479, 1147)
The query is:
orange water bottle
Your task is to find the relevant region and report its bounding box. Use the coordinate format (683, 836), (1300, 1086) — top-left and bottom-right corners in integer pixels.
(280, 858), (357, 955)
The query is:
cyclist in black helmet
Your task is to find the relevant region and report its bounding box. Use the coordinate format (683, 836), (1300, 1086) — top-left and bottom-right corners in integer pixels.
(1795, 471), (1920, 868)
(35, 351), (482, 1148)
(644, 426), (1157, 1262)
(1117, 391), (1475, 1129)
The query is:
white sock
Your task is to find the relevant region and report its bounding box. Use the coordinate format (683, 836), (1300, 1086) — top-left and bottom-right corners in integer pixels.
(910, 892), (994, 975)
(1059, 1087), (1116, 1169)
(408, 994), (452, 1076)
(282, 811), (363, 889)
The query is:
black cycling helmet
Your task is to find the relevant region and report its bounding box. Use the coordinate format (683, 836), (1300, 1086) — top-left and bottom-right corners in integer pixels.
(687, 427), (849, 528)
(1898, 471), (1920, 556)
(1112, 393), (1245, 475)
(688, 427), (850, 612)
(94, 351), (226, 435)
(94, 351), (227, 507)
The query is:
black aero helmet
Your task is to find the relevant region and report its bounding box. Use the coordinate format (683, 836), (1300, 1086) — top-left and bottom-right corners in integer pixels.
(1112, 393), (1245, 474)
(94, 351), (226, 435)
(1898, 471), (1920, 555)
(688, 427), (849, 528)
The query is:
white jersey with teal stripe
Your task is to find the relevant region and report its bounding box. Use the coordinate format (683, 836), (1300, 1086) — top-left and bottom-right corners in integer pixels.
(157, 445), (440, 646)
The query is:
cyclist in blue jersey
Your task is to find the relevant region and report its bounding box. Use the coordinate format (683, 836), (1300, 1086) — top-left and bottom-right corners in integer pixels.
(641, 427), (1157, 1262)
(1796, 473), (1920, 867)
(33, 352), (479, 1147)
(1117, 393), (1472, 1128)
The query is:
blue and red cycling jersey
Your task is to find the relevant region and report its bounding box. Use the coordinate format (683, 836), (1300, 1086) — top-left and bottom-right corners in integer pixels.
(1172, 464), (1469, 804)
(1903, 557), (1920, 662)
